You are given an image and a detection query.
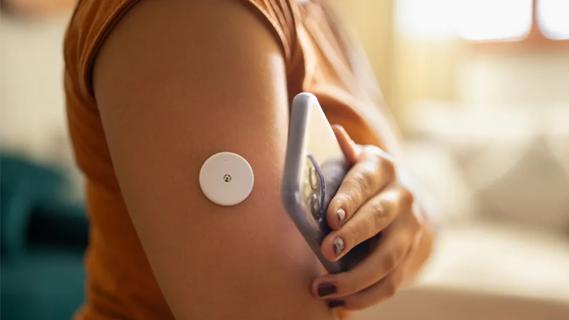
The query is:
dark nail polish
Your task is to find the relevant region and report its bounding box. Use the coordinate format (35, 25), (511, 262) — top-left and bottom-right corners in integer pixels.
(317, 282), (337, 297)
(328, 300), (345, 308)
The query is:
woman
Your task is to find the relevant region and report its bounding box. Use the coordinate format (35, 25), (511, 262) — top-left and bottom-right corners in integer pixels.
(64, 0), (434, 318)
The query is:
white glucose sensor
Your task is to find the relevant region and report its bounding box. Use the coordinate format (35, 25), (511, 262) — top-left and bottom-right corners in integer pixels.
(198, 152), (254, 206)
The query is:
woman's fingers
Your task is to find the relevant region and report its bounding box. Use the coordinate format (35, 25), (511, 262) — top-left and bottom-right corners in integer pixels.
(327, 124), (396, 230)
(339, 254), (407, 310)
(312, 211), (421, 299)
(326, 150), (395, 231)
(321, 187), (409, 261)
(336, 230), (423, 310)
(331, 124), (361, 164)
(319, 125), (421, 308)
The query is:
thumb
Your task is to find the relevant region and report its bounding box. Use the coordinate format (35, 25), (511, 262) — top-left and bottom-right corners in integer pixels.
(331, 124), (361, 164)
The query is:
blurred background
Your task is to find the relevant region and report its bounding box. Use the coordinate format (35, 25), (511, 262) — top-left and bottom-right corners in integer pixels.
(1, 0), (568, 319)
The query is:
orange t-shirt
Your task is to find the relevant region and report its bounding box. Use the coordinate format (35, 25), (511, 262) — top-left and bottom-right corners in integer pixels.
(64, 0), (391, 318)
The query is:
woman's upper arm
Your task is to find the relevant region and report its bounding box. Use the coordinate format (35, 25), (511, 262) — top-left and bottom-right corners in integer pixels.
(93, 1), (332, 319)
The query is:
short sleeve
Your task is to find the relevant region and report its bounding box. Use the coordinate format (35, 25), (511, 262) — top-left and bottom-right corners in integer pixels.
(243, 0), (302, 75)
(64, 0), (141, 102)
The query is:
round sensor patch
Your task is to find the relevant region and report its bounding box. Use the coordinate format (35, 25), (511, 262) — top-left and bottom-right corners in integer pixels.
(199, 152), (254, 206)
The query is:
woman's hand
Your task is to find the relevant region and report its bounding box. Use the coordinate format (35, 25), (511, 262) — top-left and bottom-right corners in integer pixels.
(311, 125), (433, 310)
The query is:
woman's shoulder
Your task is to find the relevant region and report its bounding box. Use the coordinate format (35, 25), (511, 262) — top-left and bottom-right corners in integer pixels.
(63, 0), (301, 101)
(64, 0), (137, 99)
(245, 0), (301, 60)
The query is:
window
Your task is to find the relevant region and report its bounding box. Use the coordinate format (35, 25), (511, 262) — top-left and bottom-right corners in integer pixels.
(453, 0), (532, 41)
(538, 0), (569, 40)
(396, 0), (569, 42)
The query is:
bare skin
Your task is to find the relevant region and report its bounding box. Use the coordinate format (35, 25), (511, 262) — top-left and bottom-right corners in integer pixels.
(93, 0), (433, 318)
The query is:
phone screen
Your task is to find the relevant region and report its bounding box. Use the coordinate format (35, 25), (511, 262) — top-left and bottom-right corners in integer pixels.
(301, 154), (347, 236)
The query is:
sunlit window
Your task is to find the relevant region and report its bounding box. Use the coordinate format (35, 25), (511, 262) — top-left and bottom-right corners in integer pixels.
(538, 0), (569, 40)
(396, 0), (569, 42)
(395, 0), (454, 39)
(453, 0), (532, 41)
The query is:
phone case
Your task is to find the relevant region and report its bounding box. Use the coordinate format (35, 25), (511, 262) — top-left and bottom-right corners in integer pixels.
(282, 93), (375, 273)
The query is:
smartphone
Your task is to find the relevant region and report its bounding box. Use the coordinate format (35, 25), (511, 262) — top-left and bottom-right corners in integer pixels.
(282, 92), (373, 273)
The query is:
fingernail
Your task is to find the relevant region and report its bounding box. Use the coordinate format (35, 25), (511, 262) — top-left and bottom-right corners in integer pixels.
(317, 282), (337, 297)
(333, 237), (345, 256)
(336, 208), (346, 225)
(328, 300), (345, 308)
